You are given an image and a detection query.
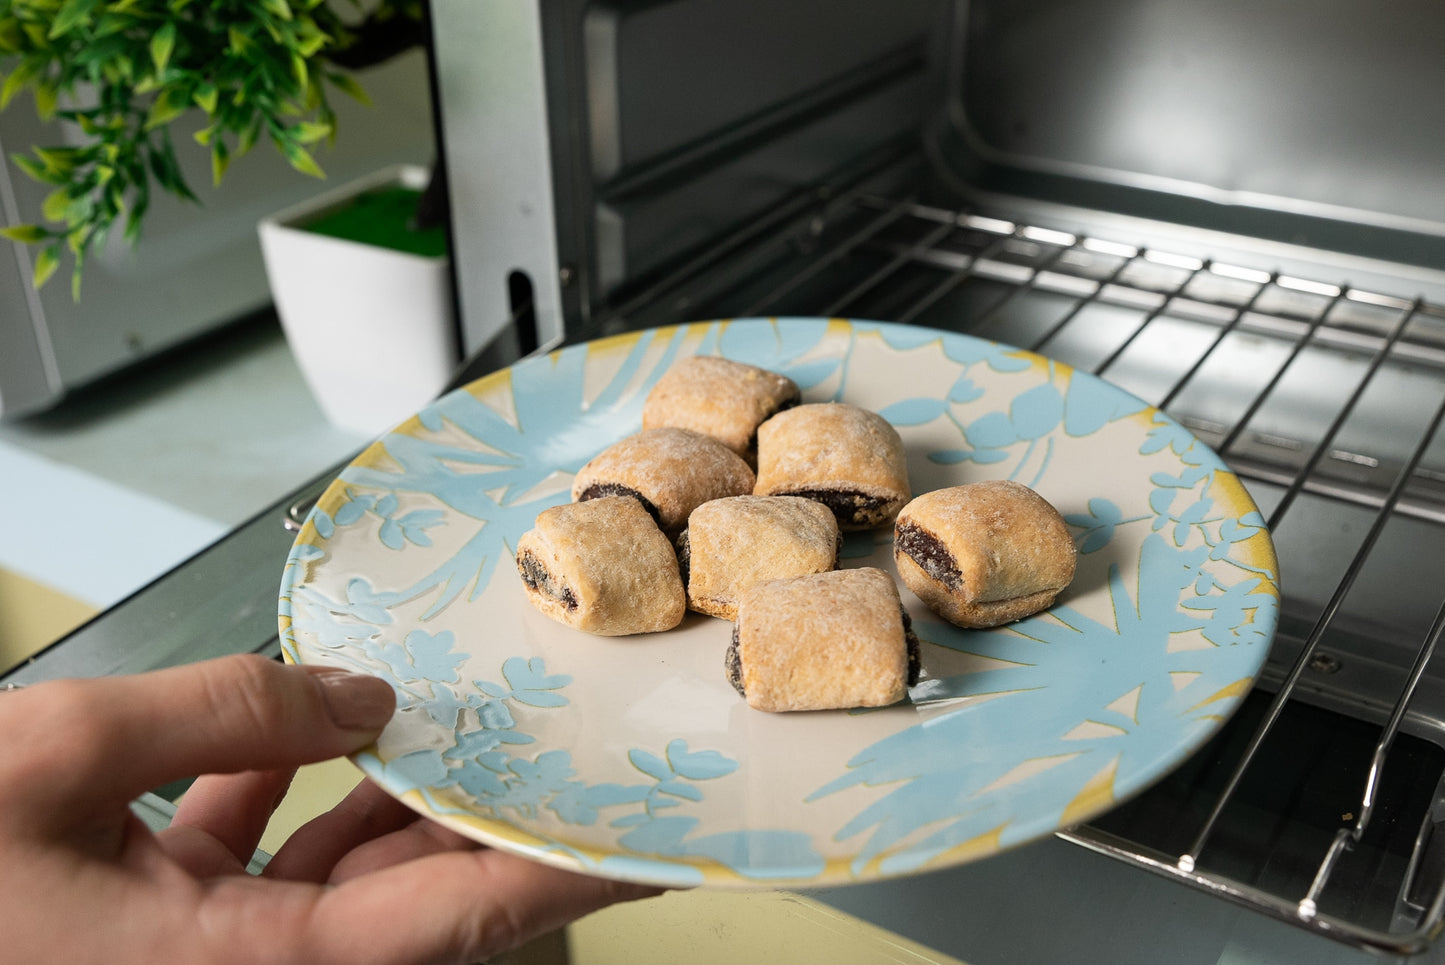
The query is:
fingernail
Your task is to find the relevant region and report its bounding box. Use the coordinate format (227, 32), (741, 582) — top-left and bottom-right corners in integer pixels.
(311, 668), (396, 731)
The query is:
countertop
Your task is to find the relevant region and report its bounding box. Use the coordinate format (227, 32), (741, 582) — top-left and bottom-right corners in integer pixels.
(0, 312), (369, 667)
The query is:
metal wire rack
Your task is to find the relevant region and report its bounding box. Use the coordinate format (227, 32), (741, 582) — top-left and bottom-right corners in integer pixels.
(604, 187), (1445, 955)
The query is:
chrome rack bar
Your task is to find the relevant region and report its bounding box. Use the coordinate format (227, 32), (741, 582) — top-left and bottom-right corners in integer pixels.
(599, 141), (918, 328)
(1226, 460), (1445, 527)
(1023, 246), (1141, 354)
(1261, 298), (1422, 530)
(1299, 593), (1445, 923)
(1059, 821), (1445, 958)
(818, 218), (960, 318)
(929, 233), (1078, 331)
(1155, 272), (1275, 412)
(735, 197), (918, 318)
(1178, 373), (1445, 878)
(830, 215), (1083, 323)
(891, 223), (1049, 325)
(1089, 255), (1208, 378)
(1213, 286), (1347, 456)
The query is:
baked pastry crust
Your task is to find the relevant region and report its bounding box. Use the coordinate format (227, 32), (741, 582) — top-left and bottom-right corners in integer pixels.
(679, 495), (840, 621)
(753, 403), (911, 530)
(893, 480), (1076, 628)
(516, 495), (686, 635)
(572, 427), (755, 537)
(642, 355), (800, 461)
(729, 567), (913, 712)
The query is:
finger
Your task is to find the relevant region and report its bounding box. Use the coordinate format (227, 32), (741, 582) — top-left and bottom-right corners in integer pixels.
(262, 779), (420, 883)
(303, 849), (661, 965)
(8, 655), (395, 820)
(158, 768), (297, 875)
(155, 824), (253, 878)
(326, 815), (478, 883)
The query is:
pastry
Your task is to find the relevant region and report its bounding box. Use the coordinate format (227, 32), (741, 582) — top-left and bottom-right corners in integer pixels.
(726, 567), (919, 712)
(515, 495), (685, 635)
(642, 355), (801, 462)
(753, 403), (910, 530)
(677, 495), (840, 620)
(893, 480), (1076, 628)
(572, 427), (755, 537)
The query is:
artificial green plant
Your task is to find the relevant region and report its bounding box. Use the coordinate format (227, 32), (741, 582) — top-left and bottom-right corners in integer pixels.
(0, 0), (427, 296)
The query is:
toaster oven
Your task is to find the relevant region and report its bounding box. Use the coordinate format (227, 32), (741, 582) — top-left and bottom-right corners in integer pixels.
(430, 0), (1445, 959)
(10, 0), (1445, 961)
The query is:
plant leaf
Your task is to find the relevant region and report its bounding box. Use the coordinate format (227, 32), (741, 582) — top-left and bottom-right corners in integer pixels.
(149, 21), (176, 73)
(41, 188), (70, 223)
(144, 88), (189, 130)
(32, 245), (60, 289)
(0, 224), (49, 244)
(192, 81), (218, 115)
(280, 139), (324, 178)
(210, 139), (230, 185)
(32, 82), (58, 120)
(0, 60), (38, 110)
(12, 153), (65, 185)
(290, 120), (331, 144)
(48, 0), (100, 40)
(327, 71), (370, 106)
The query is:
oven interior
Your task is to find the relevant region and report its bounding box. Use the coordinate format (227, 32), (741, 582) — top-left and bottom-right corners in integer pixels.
(430, 0), (1445, 955)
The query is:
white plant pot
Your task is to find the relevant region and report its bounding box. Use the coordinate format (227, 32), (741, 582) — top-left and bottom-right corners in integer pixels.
(259, 164), (456, 436)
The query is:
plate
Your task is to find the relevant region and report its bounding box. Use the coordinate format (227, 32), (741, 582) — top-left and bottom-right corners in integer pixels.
(278, 318), (1279, 889)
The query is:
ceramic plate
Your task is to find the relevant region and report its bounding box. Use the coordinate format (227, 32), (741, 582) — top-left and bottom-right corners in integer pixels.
(278, 318), (1279, 889)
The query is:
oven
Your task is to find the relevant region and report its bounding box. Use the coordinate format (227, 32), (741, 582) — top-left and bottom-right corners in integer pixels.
(433, 1), (1445, 958)
(10, 0), (1445, 961)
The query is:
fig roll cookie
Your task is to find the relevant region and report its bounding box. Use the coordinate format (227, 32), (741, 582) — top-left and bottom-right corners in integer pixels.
(516, 495), (686, 636)
(642, 355), (800, 461)
(677, 495), (841, 621)
(572, 427), (755, 537)
(753, 403), (910, 530)
(726, 567), (919, 712)
(893, 480), (1077, 629)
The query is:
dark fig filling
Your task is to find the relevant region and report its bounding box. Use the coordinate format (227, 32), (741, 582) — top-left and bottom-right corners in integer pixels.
(517, 550), (578, 611)
(675, 529), (692, 586)
(784, 488), (891, 527)
(901, 606), (922, 686)
(895, 522), (963, 592)
(575, 482), (662, 527)
(725, 626), (746, 696)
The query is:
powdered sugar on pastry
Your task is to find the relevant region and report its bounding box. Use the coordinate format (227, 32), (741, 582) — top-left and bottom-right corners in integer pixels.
(642, 355), (800, 460)
(680, 495), (840, 620)
(893, 480), (1076, 628)
(731, 567), (913, 712)
(572, 427), (755, 537)
(753, 403), (910, 530)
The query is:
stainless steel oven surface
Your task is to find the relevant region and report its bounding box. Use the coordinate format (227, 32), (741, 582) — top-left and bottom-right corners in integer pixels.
(12, 1), (1445, 962)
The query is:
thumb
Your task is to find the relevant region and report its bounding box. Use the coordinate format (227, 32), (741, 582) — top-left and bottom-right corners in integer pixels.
(7, 655), (395, 817)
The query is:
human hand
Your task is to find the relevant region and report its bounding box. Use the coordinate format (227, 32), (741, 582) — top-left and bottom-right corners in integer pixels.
(0, 655), (657, 965)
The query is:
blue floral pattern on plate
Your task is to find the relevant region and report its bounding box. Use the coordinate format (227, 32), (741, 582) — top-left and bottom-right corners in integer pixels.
(278, 318), (1279, 888)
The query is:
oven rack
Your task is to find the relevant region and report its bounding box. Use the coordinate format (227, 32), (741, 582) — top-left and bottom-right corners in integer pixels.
(602, 189), (1445, 955)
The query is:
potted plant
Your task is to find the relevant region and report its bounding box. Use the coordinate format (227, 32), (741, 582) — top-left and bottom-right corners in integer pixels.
(258, 160), (455, 434)
(0, 0), (454, 433)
